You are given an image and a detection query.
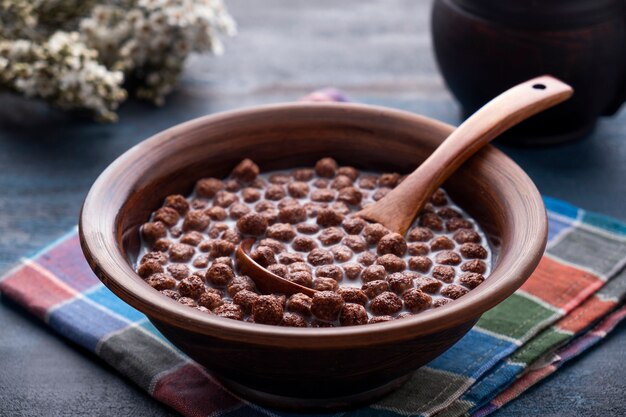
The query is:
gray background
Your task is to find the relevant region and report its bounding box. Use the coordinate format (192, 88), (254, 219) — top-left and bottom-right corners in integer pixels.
(1, 1), (624, 416)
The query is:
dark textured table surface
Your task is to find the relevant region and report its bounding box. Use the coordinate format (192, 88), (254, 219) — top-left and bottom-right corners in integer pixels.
(1, 1), (625, 416)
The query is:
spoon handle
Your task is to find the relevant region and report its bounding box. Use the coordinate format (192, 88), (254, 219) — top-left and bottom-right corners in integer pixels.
(359, 75), (573, 234)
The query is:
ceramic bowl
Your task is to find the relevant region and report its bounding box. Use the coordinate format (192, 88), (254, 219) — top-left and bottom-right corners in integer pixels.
(79, 103), (547, 410)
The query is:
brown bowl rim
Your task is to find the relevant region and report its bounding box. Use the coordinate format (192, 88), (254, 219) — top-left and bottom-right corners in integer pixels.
(79, 102), (547, 349)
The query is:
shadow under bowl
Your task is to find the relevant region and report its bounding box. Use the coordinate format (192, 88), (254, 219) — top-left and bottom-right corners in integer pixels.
(79, 102), (547, 410)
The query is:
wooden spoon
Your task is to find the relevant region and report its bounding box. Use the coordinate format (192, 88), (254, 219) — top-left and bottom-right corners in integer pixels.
(358, 75), (573, 234)
(237, 75), (573, 295)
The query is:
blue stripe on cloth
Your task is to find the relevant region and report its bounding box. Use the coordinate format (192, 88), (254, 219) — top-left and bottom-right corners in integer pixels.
(546, 213), (575, 243)
(462, 361), (525, 413)
(427, 330), (518, 377)
(48, 298), (130, 352)
(582, 211), (626, 236)
(543, 196), (580, 219)
(85, 285), (146, 322)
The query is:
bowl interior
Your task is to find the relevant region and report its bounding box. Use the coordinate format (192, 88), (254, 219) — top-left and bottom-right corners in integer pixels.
(80, 102), (547, 347)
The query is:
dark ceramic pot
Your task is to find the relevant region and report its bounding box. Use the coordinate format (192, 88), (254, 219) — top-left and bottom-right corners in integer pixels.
(432, 0), (626, 145)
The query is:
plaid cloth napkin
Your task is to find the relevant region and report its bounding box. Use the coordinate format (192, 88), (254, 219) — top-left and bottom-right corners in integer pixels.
(1, 94), (626, 416)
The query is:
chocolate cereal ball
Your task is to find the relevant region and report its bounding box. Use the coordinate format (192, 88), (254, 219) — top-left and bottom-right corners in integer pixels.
(362, 280), (390, 299)
(180, 231), (203, 246)
(407, 242), (430, 256)
(229, 203), (251, 220)
(311, 291), (344, 321)
(214, 191), (239, 208)
(267, 264), (288, 277)
(331, 175), (353, 190)
(307, 248), (334, 266)
(369, 315), (394, 324)
(241, 187), (261, 203)
(337, 187), (362, 205)
(407, 227), (434, 242)
(231, 158), (259, 182)
(316, 265), (343, 281)
(214, 302), (244, 320)
(342, 217), (366, 234)
(286, 270), (313, 287)
(205, 263), (235, 286)
(279, 204), (307, 224)
(336, 287), (368, 306)
(340, 303), (368, 326)
(287, 181), (310, 198)
(315, 157), (338, 178)
(414, 276), (443, 293)
(361, 264), (387, 283)
(281, 312), (307, 327)
(153, 238), (171, 252)
(140, 251), (168, 265)
(461, 259), (487, 274)
(178, 297), (198, 307)
(316, 208), (344, 227)
(441, 284), (469, 300)
(370, 292), (403, 316)
(408, 256), (433, 273)
(343, 235), (367, 252)
(177, 275), (205, 299)
(358, 175), (377, 189)
(319, 227), (344, 245)
(221, 229), (240, 245)
(430, 236), (455, 251)
(403, 289), (432, 312)
(363, 223), (390, 245)
(430, 189), (448, 206)
(196, 178), (224, 198)
(209, 239), (235, 258)
(313, 277), (339, 291)
(377, 233), (408, 256)
(372, 187), (391, 201)
(198, 290), (224, 310)
(387, 272), (414, 294)
(164, 194), (189, 215)
(446, 218), (473, 232)
(419, 213), (444, 231)
(432, 265), (455, 282)
(379, 173), (400, 188)
(169, 243), (195, 262)
(311, 189), (336, 202)
(167, 264), (190, 280)
(279, 252), (305, 265)
(297, 223), (319, 234)
(206, 206), (227, 221)
(376, 254), (406, 273)
(153, 207), (180, 227)
(293, 168), (315, 181)
(250, 246), (276, 267)
(343, 263), (363, 280)
(160, 289), (180, 300)
(331, 245), (353, 262)
(435, 251), (462, 266)
(236, 212), (268, 236)
(460, 243), (488, 259)
(459, 272), (485, 289)
(252, 295), (284, 325)
(137, 260), (163, 278)
(266, 223), (296, 241)
(337, 166), (359, 180)
(357, 251), (377, 266)
(433, 298), (451, 308)
(453, 228), (481, 244)
(437, 207), (462, 219)
(145, 273), (176, 291)
(286, 293), (313, 316)
(183, 210), (210, 232)
(142, 221), (167, 244)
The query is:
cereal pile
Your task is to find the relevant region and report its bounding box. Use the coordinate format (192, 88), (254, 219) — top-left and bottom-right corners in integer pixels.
(136, 158), (491, 327)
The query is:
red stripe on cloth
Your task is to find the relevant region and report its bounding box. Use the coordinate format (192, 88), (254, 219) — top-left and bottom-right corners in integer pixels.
(152, 363), (241, 417)
(557, 296), (618, 333)
(520, 256), (602, 310)
(34, 234), (100, 292)
(0, 262), (75, 320)
(491, 365), (556, 408)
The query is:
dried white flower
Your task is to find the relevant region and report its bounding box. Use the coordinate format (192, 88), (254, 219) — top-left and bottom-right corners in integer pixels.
(0, 0), (235, 121)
